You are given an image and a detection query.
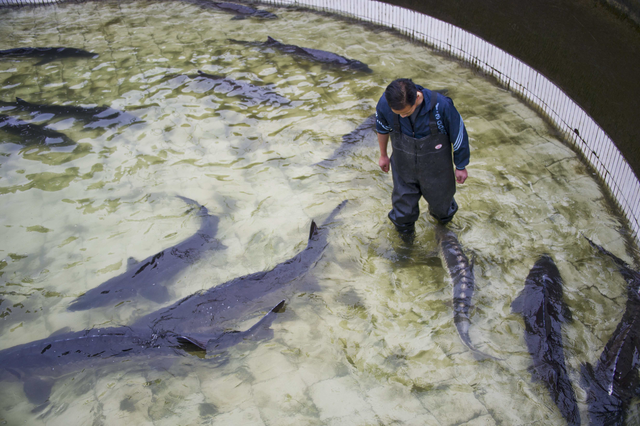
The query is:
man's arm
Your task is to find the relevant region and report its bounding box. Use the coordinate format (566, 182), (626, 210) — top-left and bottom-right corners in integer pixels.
(441, 98), (470, 183)
(378, 132), (390, 173)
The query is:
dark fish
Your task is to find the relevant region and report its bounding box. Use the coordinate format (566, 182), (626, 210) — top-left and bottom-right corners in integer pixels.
(67, 196), (226, 311)
(1, 200), (347, 406)
(0, 299), (285, 406)
(133, 199), (348, 333)
(1, 97), (142, 129)
(188, 0), (277, 19)
(0, 114), (75, 146)
(193, 71), (290, 105)
(435, 224), (499, 360)
(314, 114), (376, 167)
(511, 255), (581, 426)
(580, 238), (640, 426)
(0, 47), (97, 65)
(230, 36), (372, 73)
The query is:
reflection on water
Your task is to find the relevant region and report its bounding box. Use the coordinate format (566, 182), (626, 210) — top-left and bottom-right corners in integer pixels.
(0, 1), (638, 424)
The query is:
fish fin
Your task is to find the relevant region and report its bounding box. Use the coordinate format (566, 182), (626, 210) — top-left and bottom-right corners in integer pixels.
(127, 257), (139, 270)
(559, 301), (573, 323)
(206, 300), (286, 353)
(242, 299), (286, 339)
(510, 291), (525, 314)
(580, 362), (595, 388)
(309, 221), (319, 240)
(15, 97), (27, 105)
(23, 376), (54, 405)
(176, 335), (207, 351)
(266, 36), (278, 44)
(49, 326), (72, 337)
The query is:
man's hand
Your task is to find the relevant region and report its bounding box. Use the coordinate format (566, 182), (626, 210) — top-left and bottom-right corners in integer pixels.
(379, 155), (390, 173)
(455, 168), (468, 184)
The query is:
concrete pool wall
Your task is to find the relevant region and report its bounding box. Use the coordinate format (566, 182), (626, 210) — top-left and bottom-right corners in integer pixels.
(2, 0), (639, 245)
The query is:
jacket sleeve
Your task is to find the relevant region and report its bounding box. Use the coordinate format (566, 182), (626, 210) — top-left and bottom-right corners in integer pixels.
(375, 98), (393, 135)
(441, 97), (470, 170)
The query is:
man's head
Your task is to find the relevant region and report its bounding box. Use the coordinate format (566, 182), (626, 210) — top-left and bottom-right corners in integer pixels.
(384, 78), (422, 117)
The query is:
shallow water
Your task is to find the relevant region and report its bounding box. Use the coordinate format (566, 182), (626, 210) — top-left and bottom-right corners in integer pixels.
(0, 1), (639, 424)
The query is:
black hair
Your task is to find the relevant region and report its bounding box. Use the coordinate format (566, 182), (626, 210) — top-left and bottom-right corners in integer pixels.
(384, 78), (417, 111)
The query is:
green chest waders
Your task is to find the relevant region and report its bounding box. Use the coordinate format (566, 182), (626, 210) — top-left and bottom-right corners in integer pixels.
(388, 90), (458, 231)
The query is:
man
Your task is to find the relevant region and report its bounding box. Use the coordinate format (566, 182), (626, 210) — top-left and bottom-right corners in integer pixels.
(376, 78), (470, 236)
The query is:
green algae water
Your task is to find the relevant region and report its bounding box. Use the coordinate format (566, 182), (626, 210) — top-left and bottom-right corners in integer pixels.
(0, 1), (638, 424)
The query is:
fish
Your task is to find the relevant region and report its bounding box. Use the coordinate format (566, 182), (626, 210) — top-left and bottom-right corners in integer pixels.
(133, 199), (348, 333)
(1, 199), (347, 406)
(580, 237), (640, 426)
(435, 224), (499, 360)
(0, 299), (285, 406)
(229, 36), (373, 73)
(67, 196), (226, 311)
(511, 255), (581, 426)
(0, 47), (98, 65)
(314, 114), (376, 167)
(193, 71), (290, 105)
(0, 114), (75, 146)
(187, 0), (278, 19)
(0, 97), (142, 129)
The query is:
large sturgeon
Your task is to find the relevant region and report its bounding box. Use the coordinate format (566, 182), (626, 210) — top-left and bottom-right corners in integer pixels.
(0, 114), (75, 146)
(0, 97), (143, 129)
(133, 199), (348, 332)
(314, 114), (376, 167)
(581, 238), (640, 426)
(2, 200), (347, 407)
(511, 255), (581, 426)
(187, 0), (278, 19)
(68, 196), (225, 311)
(0, 47), (97, 65)
(0, 300), (284, 407)
(435, 224), (498, 360)
(193, 71), (290, 105)
(229, 36), (372, 73)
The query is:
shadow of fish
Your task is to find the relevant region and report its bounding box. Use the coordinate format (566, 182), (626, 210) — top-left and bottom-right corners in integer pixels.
(133, 199), (348, 334)
(0, 299), (285, 407)
(229, 36), (372, 73)
(314, 114), (376, 167)
(581, 237), (640, 426)
(0, 97), (142, 131)
(0, 47), (98, 65)
(0, 97), (142, 129)
(435, 224), (499, 360)
(511, 255), (581, 426)
(0, 114), (75, 146)
(192, 71), (290, 105)
(67, 196), (226, 311)
(186, 0), (277, 19)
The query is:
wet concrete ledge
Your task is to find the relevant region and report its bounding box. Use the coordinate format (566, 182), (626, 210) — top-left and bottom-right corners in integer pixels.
(381, 0), (640, 178)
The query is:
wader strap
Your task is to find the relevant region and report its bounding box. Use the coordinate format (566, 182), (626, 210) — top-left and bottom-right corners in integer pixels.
(427, 90), (439, 135)
(393, 107), (400, 134)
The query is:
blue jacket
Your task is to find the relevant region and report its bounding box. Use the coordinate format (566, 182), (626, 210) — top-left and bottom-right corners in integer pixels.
(375, 85), (470, 170)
